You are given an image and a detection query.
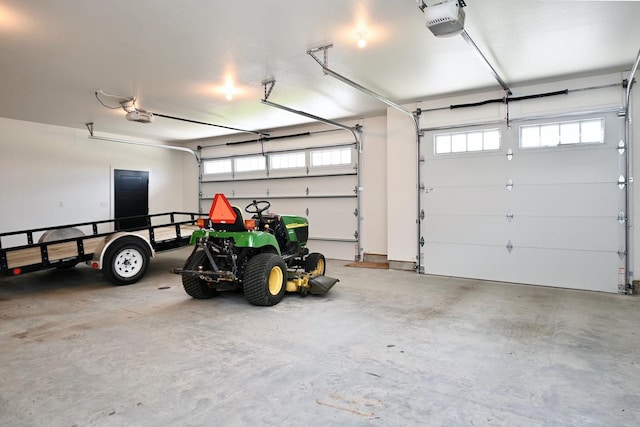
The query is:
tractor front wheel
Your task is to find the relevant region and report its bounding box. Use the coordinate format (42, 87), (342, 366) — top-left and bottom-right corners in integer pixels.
(305, 252), (326, 276)
(182, 248), (219, 299)
(243, 253), (287, 306)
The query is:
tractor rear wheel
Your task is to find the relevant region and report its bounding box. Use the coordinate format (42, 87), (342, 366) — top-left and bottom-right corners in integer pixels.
(305, 252), (326, 275)
(182, 248), (218, 299)
(243, 253), (287, 306)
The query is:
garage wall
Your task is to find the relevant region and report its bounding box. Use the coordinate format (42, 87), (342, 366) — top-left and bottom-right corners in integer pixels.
(0, 118), (193, 234)
(386, 107), (418, 268)
(359, 116), (388, 257)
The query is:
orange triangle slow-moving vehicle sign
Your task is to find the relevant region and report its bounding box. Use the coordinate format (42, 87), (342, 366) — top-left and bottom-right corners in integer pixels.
(209, 194), (237, 224)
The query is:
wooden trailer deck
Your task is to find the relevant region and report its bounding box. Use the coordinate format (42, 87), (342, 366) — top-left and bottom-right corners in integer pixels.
(4, 225), (199, 269)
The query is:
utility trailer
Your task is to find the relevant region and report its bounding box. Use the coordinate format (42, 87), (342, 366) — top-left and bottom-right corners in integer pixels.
(0, 212), (205, 285)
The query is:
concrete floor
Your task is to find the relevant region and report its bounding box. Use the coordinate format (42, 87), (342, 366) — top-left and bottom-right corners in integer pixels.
(1, 247), (639, 426)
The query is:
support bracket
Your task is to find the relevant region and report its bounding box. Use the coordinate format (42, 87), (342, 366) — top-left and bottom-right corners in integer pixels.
(262, 79), (276, 102)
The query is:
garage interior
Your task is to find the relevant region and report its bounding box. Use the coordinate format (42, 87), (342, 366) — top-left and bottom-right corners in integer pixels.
(1, 1), (640, 425)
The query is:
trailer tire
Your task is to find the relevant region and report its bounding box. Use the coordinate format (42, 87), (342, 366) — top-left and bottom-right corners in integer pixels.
(305, 252), (326, 275)
(182, 248), (218, 299)
(102, 236), (150, 285)
(243, 253), (286, 306)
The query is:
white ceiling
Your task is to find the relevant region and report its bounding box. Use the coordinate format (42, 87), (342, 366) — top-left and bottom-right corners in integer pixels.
(1, 0), (639, 142)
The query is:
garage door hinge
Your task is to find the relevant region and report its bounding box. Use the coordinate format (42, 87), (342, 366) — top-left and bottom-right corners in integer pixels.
(306, 187), (309, 196)
(506, 179), (514, 191)
(354, 230), (359, 239)
(420, 209), (425, 220)
(420, 236), (425, 247)
(353, 208), (358, 217)
(506, 210), (514, 222)
(507, 149), (513, 161)
(506, 240), (513, 253)
(618, 175), (626, 189)
(618, 140), (626, 154)
(618, 211), (626, 224)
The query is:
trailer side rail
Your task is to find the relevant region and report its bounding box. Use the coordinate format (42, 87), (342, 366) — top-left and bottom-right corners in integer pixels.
(0, 212), (205, 277)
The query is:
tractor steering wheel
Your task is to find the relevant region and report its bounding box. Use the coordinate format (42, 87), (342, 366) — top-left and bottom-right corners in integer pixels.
(245, 200), (271, 222)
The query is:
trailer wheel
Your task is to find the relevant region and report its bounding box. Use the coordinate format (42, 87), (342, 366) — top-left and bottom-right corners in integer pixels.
(243, 253), (286, 306)
(182, 248), (218, 299)
(305, 252), (326, 275)
(102, 236), (150, 285)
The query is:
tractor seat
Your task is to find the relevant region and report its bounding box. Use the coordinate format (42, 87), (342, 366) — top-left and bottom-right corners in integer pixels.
(212, 206), (246, 232)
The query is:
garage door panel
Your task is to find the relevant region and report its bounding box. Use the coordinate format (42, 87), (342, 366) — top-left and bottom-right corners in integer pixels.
(510, 217), (620, 251)
(425, 215), (509, 246)
(223, 197), (357, 240)
(424, 187), (509, 216)
(425, 154), (509, 186)
(424, 243), (515, 283)
(510, 184), (620, 217)
(424, 243), (620, 292)
(202, 175), (356, 199)
(307, 241), (356, 263)
(511, 148), (619, 184)
(305, 198), (357, 239)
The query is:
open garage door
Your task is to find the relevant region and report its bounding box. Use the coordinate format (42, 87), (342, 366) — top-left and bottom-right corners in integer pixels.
(419, 111), (626, 292)
(199, 136), (360, 261)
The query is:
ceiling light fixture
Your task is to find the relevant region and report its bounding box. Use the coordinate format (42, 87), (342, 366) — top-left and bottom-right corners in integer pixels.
(119, 98), (136, 113)
(224, 78), (235, 100)
(356, 31), (367, 48)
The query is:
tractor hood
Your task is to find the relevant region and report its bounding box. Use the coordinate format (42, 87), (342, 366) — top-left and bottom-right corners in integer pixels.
(281, 215), (309, 245)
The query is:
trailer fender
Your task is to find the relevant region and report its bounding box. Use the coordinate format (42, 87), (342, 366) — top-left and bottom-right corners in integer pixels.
(88, 232), (155, 284)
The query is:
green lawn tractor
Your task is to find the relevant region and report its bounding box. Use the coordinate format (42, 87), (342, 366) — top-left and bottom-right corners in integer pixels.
(173, 194), (339, 306)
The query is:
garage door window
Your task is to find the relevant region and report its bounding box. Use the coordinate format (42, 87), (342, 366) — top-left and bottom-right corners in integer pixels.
(434, 129), (500, 155)
(270, 152), (306, 170)
(311, 147), (352, 167)
(203, 158), (232, 175)
(235, 155), (266, 173)
(520, 118), (604, 148)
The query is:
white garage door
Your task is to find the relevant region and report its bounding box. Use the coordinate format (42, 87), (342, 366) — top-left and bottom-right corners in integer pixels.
(420, 111), (626, 292)
(199, 141), (359, 261)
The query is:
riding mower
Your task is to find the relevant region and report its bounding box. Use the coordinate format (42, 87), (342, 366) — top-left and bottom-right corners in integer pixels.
(173, 194), (339, 306)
